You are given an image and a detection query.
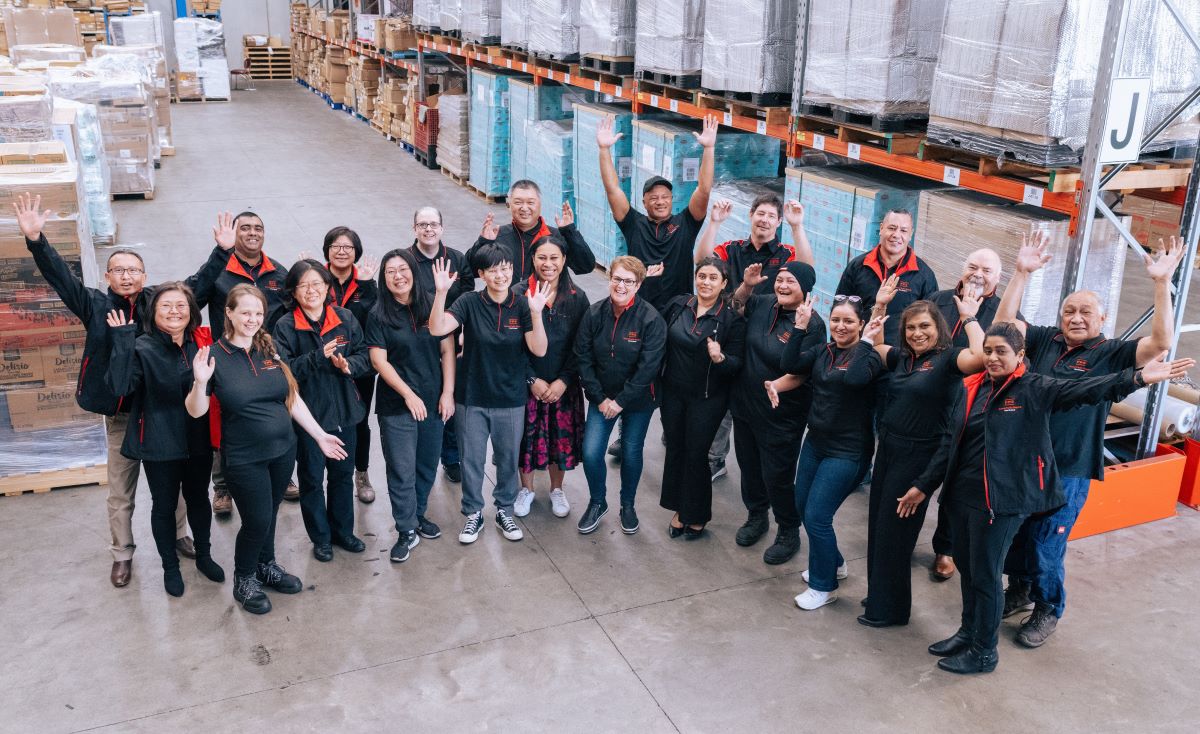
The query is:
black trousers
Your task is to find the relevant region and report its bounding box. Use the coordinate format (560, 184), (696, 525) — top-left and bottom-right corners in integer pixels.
(224, 445), (296, 578)
(659, 386), (730, 525)
(296, 426), (357, 546)
(353, 375), (375, 471)
(732, 417), (803, 530)
(143, 452), (214, 571)
(947, 502), (1026, 651)
(931, 503), (955, 557)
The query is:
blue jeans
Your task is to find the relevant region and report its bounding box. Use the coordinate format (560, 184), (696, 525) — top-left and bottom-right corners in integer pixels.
(794, 440), (866, 593)
(379, 412), (444, 532)
(581, 404), (653, 507)
(1016, 475), (1091, 618)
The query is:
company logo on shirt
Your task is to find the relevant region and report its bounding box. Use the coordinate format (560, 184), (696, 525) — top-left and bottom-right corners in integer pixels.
(896, 279), (913, 293)
(505, 317), (521, 330)
(918, 360), (933, 372)
(625, 330), (640, 343)
(666, 224), (679, 236)
(266, 280), (280, 290)
(1069, 357), (1090, 372)
(999, 396), (1022, 412)
(777, 330), (791, 344)
(334, 335), (349, 347)
(261, 359), (279, 370)
(768, 258), (780, 267)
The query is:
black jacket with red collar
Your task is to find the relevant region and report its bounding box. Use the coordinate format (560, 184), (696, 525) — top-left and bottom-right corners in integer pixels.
(574, 295), (667, 411)
(836, 245), (938, 346)
(202, 252), (290, 335)
(272, 304), (371, 432)
(713, 237), (796, 295)
(328, 266), (378, 328)
(914, 364), (1142, 518)
(468, 218), (596, 285)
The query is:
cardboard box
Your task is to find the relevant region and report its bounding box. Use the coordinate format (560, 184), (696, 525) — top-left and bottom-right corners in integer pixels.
(0, 161), (82, 218)
(0, 346), (44, 388)
(3, 8), (82, 48)
(40, 342), (83, 384)
(6, 383), (91, 432)
(0, 218), (82, 259)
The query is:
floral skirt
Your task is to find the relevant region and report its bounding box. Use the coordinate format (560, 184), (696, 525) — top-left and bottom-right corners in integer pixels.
(519, 383), (585, 474)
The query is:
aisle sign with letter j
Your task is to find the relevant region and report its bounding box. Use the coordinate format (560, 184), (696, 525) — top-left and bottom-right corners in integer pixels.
(1100, 77), (1151, 164)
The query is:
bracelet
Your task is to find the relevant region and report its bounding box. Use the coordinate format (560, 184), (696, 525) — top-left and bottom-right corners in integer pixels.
(961, 316), (978, 325)
(1134, 370), (1146, 387)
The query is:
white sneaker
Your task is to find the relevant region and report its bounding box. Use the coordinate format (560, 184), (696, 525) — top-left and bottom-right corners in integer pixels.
(795, 588), (837, 610)
(513, 488), (535, 517)
(549, 488), (570, 517)
(802, 564), (848, 584)
(458, 512), (483, 544)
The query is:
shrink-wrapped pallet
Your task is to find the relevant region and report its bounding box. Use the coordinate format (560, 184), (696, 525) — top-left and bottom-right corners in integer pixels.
(51, 99), (115, 246)
(579, 0), (635, 58)
(0, 91), (53, 143)
(108, 11), (166, 46)
(927, 0), (1200, 166)
(500, 0), (529, 49)
(635, 0), (705, 79)
(92, 45), (172, 154)
(915, 189), (1127, 334)
(529, 0), (579, 59)
(440, 0), (463, 32)
(573, 101), (634, 264)
(509, 79), (585, 184)
(436, 93), (469, 177)
(461, 0), (501, 44)
(469, 69), (522, 196)
(702, 0), (798, 96)
(525, 119), (574, 221)
(174, 17), (230, 100)
(801, 0), (947, 119)
(9, 44), (85, 64)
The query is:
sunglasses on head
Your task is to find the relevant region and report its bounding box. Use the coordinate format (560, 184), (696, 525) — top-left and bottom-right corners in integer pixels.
(832, 295), (862, 304)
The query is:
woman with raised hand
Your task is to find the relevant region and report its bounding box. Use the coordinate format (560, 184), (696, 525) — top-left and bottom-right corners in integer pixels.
(513, 236), (590, 520)
(770, 295), (884, 610)
(857, 297), (985, 629)
(912, 323), (1192, 674)
(105, 283), (224, 598)
(659, 257), (746, 538)
(186, 284), (348, 615)
(273, 260), (372, 563)
(429, 245), (549, 546)
(366, 249), (456, 563)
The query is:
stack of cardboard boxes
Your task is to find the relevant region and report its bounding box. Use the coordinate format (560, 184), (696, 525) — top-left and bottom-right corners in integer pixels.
(374, 16), (417, 53)
(323, 45), (349, 105)
(372, 76), (411, 140)
(346, 55), (380, 117)
(190, 0), (221, 14)
(325, 10), (350, 43)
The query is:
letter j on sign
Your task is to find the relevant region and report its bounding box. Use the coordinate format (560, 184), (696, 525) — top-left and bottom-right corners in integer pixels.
(1099, 77), (1151, 164)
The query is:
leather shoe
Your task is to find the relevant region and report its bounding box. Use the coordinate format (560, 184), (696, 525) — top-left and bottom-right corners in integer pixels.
(930, 554), (955, 581)
(857, 614), (908, 628)
(175, 536), (196, 559)
(313, 544), (334, 562)
(937, 646), (998, 675)
(928, 629), (972, 657)
(283, 481), (300, 502)
(333, 535), (366, 553)
(110, 560), (132, 587)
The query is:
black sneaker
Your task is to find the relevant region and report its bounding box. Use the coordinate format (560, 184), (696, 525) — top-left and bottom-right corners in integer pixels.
(762, 526), (801, 565)
(458, 512), (484, 544)
(257, 561), (302, 594)
(333, 534), (366, 553)
(1015, 604), (1058, 648)
(735, 511), (769, 547)
(1003, 579), (1033, 618)
(313, 543), (333, 562)
(234, 574), (271, 614)
(443, 463), (462, 483)
(577, 502), (608, 534)
(619, 504), (639, 535)
(495, 509), (524, 541)
(390, 531), (419, 562)
(417, 515), (442, 539)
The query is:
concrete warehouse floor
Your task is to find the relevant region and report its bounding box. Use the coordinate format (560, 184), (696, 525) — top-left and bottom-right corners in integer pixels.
(2, 82), (1199, 733)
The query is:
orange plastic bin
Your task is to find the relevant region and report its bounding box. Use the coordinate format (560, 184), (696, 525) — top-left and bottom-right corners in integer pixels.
(1069, 445), (1186, 541)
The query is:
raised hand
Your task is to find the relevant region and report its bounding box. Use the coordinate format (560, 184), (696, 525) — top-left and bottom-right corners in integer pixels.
(1145, 236), (1184, 284)
(1016, 231), (1053, 274)
(645, 263), (665, 278)
(784, 200), (805, 227)
(555, 201), (574, 229)
(862, 315), (886, 344)
(316, 432), (348, 460)
(794, 293), (814, 330)
(743, 263), (767, 288)
(596, 116), (623, 149)
(357, 253), (379, 280)
(213, 211), (236, 250)
(1139, 351), (1197, 385)
(105, 309), (131, 329)
(896, 487), (927, 518)
(706, 337), (723, 363)
(296, 249), (313, 262)
(693, 115), (719, 148)
(480, 212), (500, 240)
(13, 192), (49, 241)
(955, 288), (983, 319)
(709, 199), (733, 224)
(330, 352), (351, 375)
(527, 278), (550, 312)
(875, 274), (900, 307)
(192, 346), (215, 382)
(432, 257), (458, 292)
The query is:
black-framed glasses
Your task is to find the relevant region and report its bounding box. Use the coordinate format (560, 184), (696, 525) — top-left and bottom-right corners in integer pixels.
(833, 295), (862, 304)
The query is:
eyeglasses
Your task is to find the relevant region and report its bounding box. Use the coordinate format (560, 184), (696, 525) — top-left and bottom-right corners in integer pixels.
(415, 222), (442, 230)
(328, 244), (355, 253)
(156, 302), (188, 313)
(610, 276), (637, 288)
(296, 282), (327, 292)
(833, 295), (863, 304)
(108, 267), (144, 276)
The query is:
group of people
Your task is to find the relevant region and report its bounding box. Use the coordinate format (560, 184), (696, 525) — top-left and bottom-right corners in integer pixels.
(18, 117), (1193, 676)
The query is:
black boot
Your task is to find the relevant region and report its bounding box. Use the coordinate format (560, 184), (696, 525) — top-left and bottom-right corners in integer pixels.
(928, 629), (972, 657)
(937, 645), (998, 675)
(1003, 578), (1033, 618)
(194, 540), (225, 582)
(163, 567), (184, 597)
(233, 574), (271, 614)
(735, 511), (769, 547)
(762, 526), (801, 565)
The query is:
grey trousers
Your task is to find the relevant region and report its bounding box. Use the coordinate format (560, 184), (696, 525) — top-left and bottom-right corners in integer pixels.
(456, 403), (524, 516)
(379, 412), (444, 532)
(106, 413), (188, 561)
(708, 411), (733, 465)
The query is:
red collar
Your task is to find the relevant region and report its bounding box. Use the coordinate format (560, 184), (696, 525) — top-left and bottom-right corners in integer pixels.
(611, 294), (637, 319)
(962, 362), (1026, 412)
(863, 246), (919, 282)
(329, 265), (360, 307)
(292, 305), (342, 336)
(225, 254), (276, 281)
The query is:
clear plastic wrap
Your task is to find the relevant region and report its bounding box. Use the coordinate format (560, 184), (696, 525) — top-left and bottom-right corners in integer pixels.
(173, 17), (230, 100)
(108, 11), (166, 47)
(573, 101), (635, 264)
(0, 92), (53, 144)
(928, 0), (1200, 165)
(51, 99), (115, 245)
(84, 53), (162, 161)
(468, 69), (519, 196)
(914, 188), (1127, 335)
(529, 0), (579, 59)
(9, 44), (85, 64)
(701, 177), (787, 245)
(461, 0), (501, 44)
(413, 0), (443, 31)
(509, 79), (586, 184)
(440, 0), (463, 32)
(436, 93), (470, 177)
(500, 0), (529, 49)
(634, 0), (705, 77)
(93, 44), (169, 96)
(525, 118), (574, 221)
(702, 0), (798, 95)
(802, 0), (946, 118)
(579, 0), (635, 58)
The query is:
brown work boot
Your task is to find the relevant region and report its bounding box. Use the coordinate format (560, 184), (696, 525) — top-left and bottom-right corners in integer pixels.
(354, 470), (375, 503)
(283, 480), (300, 502)
(212, 486), (233, 517)
(110, 560), (131, 588)
(931, 554), (956, 582)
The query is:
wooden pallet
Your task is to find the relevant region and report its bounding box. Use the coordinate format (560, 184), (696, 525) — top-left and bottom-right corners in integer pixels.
(795, 115), (925, 157)
(635, 69), (700, 90)
(466, 182), (506, 204)
(0, 464), (106, 497)
(499, 45), (531, 65)
(799, 102), (926, 133)
(574, 64), (631, 89)
(160, 145), (175, 157)
(636, 79), (695, 104)
(462, 38), (501, 52)
(529, 54), (574, 76)
(112, 190), (155, 200)
(580, 53), (634, 77)
(700, 87), (790, 108)
(695, 92), (790, 127)
(440, 165), (468, 187)
(175, 95), (230, 103)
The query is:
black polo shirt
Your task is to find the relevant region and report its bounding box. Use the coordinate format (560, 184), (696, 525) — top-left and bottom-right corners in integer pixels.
(782, 340), (884, 459)
(836, 246), (938, 346)
(407, 241), (474, 304)
(713, 237), (796, 295)
(929, 286), (1013, 349)
(513, 277), (590, 384)
(203, 252), (290, 333)
(364, 306), (447, 415)
(882, 346), (964, 439)
(617, 207), (704, 311)
(1025, 325), (1139, 480)
(448, 290), (533, 408)
(207, 337), (295, 466)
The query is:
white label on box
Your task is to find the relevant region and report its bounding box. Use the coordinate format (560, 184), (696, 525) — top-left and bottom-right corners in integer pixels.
(500, 92), (509, 108)
(617, 157), (633, 179)
(847, 143), (862, 160)
(1022, 185), (1044, 207)
(850, 215), (868, 250)
(594, 81), (601, 92)
(669, 99), (678, 112)
(942, 166), (961, 186)
(650, 94), (659, 107)
(756, 120), (767, 135)
(125, 165), (137, 173)
(561, 96), (573, 113)
(682, 158), (700, 182)
(723, 112), (732, 126)
(475, 84), (485, 102)
(813, 134), (825, 151)
(641, 144), (655, 170)
(661, 157), (672, 179)
(119, 149), (132, 159)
